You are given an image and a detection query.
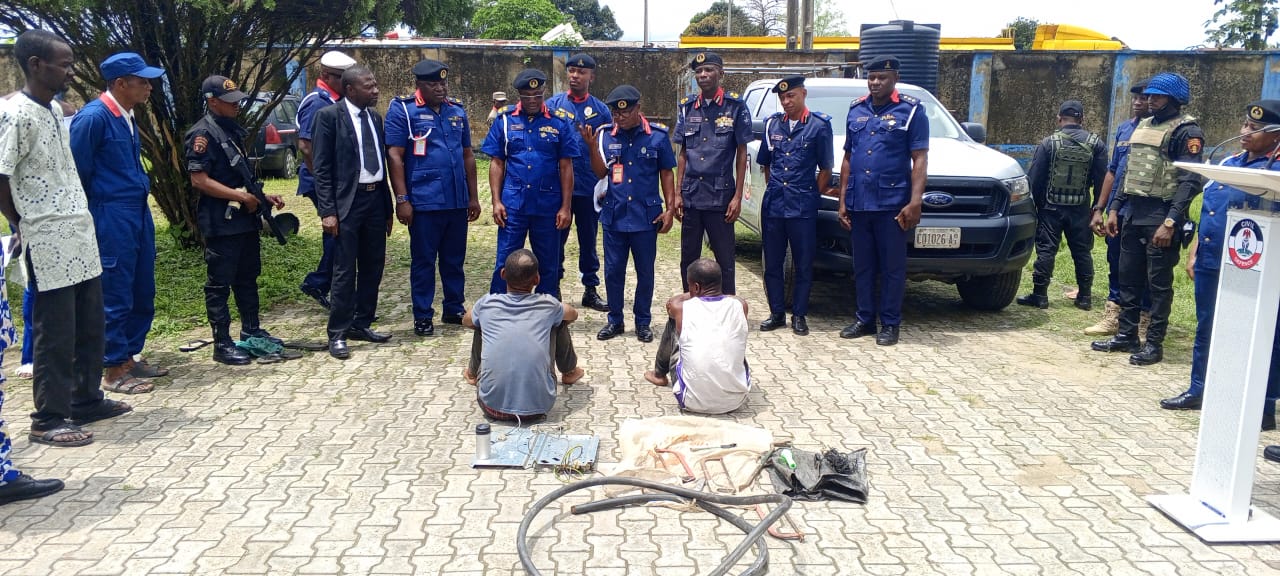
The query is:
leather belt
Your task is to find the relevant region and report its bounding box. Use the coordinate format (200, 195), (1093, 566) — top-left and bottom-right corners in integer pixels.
(359, 182), (381, 192)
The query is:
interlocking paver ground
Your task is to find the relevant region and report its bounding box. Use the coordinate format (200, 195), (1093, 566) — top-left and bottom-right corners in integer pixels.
(1, 224), (1279, 575)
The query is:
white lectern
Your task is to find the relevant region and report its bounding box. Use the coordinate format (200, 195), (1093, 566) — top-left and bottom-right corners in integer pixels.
(1147, 162), (1280, 542)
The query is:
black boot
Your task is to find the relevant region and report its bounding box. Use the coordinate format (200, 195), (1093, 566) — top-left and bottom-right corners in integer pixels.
(581, 286), (608, 312)
(1091, 334), (1140, 353)
(241, 326), (283, 346)
(1075, 279), (1092, 311)
(1016, 285), (1049, 309)
(212, 324), (251, 366)
(1129, 342), (1164, 366)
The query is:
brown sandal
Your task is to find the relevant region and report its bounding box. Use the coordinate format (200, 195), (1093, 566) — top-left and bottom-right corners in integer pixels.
(101, 374), (155, 395)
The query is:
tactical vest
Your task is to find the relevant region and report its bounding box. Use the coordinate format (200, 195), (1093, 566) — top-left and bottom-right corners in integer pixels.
(1122, 113), (1196, 200)
(1046, 131), (1101, 205)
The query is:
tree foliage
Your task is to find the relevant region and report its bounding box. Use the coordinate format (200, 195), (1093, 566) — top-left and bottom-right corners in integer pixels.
(1206, 0), (1280, 49)
(553, 0), (622, 41)
(813, 0), (850, 37)
(738, 0), (785, 36)
(472, 0), (565, 40)
(0, 0), (470, 245)
(684, 1), (765, 36)
(1004, 16), (1040, 50)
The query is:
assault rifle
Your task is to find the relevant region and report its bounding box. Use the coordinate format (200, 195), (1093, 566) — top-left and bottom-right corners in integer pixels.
(202, 117), (288, 245)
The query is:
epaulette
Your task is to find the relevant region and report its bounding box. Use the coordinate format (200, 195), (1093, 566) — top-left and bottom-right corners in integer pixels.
(726, 91), (741, 100)
(649, 121), (668, 132)
(768, 111), (785, 121)
(394, 94), (414, 102)
(554, 108), (576, 120)
(900, 93), (920, 105)
(810, 111), (832, 123)
(447, 96), (463, 106)
(852, 95), (868, 105)
(679, 96), (690, 106)
(501, 104), (516, 114)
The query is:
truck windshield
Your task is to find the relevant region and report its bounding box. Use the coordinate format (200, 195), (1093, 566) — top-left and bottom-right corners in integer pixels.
(803, 86), (964, 140)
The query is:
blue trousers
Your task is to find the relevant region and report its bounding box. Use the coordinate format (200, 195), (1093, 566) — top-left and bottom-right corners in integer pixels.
(851, 210), (907, 326)
(490, 212), (561, 298)
(93, 204), (156, 367)
(300, 194), (336, 296)
(603, 226), (658, 327)
(409, 208), (468, 321)
(1186, 268), (1280, 417)
(20, 286), (33, 366)
(762, 216), (816, 317)
(559, 195), (601, 287)
(1106, 218), (1150, 308)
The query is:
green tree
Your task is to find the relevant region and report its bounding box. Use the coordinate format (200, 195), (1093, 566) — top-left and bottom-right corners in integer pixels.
(684, 1), (764, 36)
(0, 0), (469, 245)
(1004, 16), (1040, 50)
(553, 0), (622, 40)
(813, 0), (850, 36)
(472, 0), (565, 40)
(1206, 0), (1280, 49)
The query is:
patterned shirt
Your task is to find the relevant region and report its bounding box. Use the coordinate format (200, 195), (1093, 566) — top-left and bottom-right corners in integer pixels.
(0, 94), (101, 291)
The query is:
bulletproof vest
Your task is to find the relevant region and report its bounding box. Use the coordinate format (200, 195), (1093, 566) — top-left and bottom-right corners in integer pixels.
(1046, 131), (1100, 205)
(1122, 113), (1196, 200)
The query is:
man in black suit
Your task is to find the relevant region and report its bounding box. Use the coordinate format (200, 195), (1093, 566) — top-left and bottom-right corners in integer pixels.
(311, 65), (394, 359)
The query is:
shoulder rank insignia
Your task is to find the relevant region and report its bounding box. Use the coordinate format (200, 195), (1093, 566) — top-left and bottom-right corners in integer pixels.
(900, 93), (920, 105)
(395, 94), (414, 101)
(853, 95), (868, 105)
(649, 121), (668, 131)
(679, 96), (690, 106)
(555, 108), (575, 120)
(811, 111), (831, 122)
(447, 96), (463, 106)
(727, 91), (740, 100)
(501, 104), (516, 114)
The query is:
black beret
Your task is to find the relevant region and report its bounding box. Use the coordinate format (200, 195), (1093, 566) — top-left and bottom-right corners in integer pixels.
(689, 51), (724, 70)
(567, 53), (596, 69)
(412, 59), (448, 81)
(864, 55), (900, 72)
(1059, 100), (1084, 118)
(1247, 99), (1280, 125)
(513, 69), (547, 91)
(772, 76), (805, 94)
(1129, 78), (1149, 94)
(604, 84), (641, 109)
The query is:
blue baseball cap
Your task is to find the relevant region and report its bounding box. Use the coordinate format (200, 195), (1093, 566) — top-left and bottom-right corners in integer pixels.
(100, 52), (165, 82)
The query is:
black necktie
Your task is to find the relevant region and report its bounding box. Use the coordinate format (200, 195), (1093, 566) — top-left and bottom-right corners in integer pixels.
(359, 109), (379, 174)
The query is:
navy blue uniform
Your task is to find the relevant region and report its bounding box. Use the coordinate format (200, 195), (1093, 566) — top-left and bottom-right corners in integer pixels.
(296, 82), (340, 298)
(597, 117), (677, 327)
(755, 109), (834, 317)
(480, 104), (580, 297)
(69, 93), (156, 368)
(843, 91), (929, 327)
(547, 92), (612, 288)
(1103, 117), (1149, 309)
(385, 92), (473, 322)
(675, 88), (752, 294)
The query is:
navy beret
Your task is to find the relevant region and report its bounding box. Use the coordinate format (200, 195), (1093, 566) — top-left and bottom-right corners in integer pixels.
(412, 59), (448, 81)
(1059, 100), (1084, 118)
(513, 69), (547, 91)
(605, 85), (641, 109)
(1247, 99), (1280, 125)
(689, 51), (724, 70)
(772, 76), (804, 94)
(864, 55), (900, 72)
(1129, 78), (1149, 94)
(567, 53), (596, 69)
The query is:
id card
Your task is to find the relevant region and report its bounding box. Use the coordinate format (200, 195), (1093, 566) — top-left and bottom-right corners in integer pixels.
(413, 138), (427, 156)
(612, 163), (624, 184)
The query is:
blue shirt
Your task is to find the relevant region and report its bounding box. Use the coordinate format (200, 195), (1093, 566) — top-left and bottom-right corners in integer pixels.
(843, 91), (930, 212)
(755, 109), (834, 219)
(545, 91), (613, 198)
(295, 83), (339, 198)
(675, 88), (753, 210)
(1106, 117), (1139, 215)
(1196, 152), (1280, 273)
(384, 92), (472, 212)
(480, 104), (580, 216)
(597, 117), (677, 232)
(69, 94), (149, 206)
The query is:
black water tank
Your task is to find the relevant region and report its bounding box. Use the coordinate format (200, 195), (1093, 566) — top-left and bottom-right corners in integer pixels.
(859, 20), (941, 94)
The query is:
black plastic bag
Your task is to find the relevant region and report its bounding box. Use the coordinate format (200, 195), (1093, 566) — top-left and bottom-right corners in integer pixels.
(767, 447), (868, 504)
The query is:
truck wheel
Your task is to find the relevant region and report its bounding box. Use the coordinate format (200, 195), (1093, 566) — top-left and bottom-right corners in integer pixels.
(760, 243), (795, 310)
(957, 270), (1021, 311)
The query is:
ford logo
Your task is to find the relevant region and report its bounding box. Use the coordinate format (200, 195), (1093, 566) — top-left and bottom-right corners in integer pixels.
(922, 192), (955, 207)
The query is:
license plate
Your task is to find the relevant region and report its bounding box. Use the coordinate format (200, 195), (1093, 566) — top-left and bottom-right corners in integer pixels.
(915, 227), (961, 249)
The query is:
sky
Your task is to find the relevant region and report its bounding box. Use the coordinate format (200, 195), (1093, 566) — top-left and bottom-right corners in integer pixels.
(599, 0), (1225, 51)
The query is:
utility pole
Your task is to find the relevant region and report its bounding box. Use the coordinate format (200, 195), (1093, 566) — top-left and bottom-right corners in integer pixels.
(726, 0), (732, 37)
(785, 0), (798, 49)
(644, 0), (650, 46)
(800, 0), (814, 50)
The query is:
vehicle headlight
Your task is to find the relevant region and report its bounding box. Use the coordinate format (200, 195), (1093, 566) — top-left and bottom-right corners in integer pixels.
(1002, 175), (1030, 203)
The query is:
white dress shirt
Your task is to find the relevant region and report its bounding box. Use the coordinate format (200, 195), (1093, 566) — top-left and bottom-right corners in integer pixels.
(344, 99), (383, 183)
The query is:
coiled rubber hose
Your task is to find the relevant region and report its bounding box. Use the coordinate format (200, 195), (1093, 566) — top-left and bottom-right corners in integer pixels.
(517, 476), (793, 576)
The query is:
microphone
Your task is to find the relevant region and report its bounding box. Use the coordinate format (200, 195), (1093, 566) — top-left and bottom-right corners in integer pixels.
(1206, 124), (1280, 165)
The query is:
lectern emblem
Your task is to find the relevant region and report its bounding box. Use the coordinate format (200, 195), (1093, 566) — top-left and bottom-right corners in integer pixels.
(1229, 218), (1265, 270)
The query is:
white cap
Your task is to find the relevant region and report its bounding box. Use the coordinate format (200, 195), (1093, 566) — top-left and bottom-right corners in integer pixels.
(319, 51), (356, 70)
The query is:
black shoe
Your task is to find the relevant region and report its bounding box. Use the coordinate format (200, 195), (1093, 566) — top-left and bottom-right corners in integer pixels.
(299, 284), (330, 310)
(792, 315), (809, 336)
(840, 321), (877, 339)
(1016, 292), (1049, 309)
(581, 287), (609, 312)
(1075, 294), (1092, 311)
(1129, 343), (1163, 366)
(345, 327), (392, 343)
(1265, 445), (1280, 464)
(1160, 392), (1203, 411)
(876, 325), (900, 346)
(240, 327), (283, 346)
(414, 319), (434, 337)
(1264, 410), (1276, 432)
(1091, 335), (1139, 353)
(759, 313), (786, 332)
(636, 325), (654, 343)
(212, 340), (251, 365)
(597, 323), (625, 340)
(0, 474), (64, 506)
(328, 338), (349, 359)
(440, 314), (464, 325)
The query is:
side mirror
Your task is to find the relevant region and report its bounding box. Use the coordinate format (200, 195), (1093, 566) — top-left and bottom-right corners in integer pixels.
(962, 122), (987, 144)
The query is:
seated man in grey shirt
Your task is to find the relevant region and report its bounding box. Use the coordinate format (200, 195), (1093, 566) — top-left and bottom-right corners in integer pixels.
(463, 249), (584, 421)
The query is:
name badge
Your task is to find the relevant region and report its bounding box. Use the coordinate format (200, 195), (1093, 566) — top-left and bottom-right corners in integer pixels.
(612, 163), (624, 184)
(688, 116), (702, 124)
(413, 138), (427, 156)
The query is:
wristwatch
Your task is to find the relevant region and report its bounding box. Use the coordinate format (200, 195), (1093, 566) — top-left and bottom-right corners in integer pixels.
(1163, 217), (1176, 228)
(396, 195), (409, 204)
